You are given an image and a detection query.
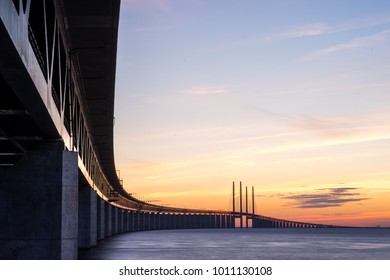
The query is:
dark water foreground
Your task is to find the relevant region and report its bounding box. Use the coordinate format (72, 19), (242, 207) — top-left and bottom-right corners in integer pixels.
(79, 228), (390, 260)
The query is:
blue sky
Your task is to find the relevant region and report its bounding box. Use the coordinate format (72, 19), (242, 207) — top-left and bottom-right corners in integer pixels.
(114, 0), (390, 225)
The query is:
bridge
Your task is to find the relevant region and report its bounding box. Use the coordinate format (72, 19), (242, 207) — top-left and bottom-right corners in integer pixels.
(1, 0), (333, 260)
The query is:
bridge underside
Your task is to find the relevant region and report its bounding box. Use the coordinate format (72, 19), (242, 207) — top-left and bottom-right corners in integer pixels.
(0, 21), (49, 166)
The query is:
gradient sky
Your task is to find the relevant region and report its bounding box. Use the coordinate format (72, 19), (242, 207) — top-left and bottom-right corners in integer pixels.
(113, 0), (390, 227)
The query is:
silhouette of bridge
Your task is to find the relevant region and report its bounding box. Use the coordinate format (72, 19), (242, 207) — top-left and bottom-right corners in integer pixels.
(1, 0), (335, 259)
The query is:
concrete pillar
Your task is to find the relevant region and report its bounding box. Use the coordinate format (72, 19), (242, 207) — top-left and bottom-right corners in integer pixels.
(198, 215), (204, 228)
(117, 208), (122, 232)
(169, 213), (173, 229)
(162, 213), (165, 229)
(176, 214), (180, 229)
(192, 214), (196, 228)
(129, 211), (133, 231)
(145, 212), (150, 230)
(134, 211), (139, 231)
(216, 215), (221, 228)
(226, 215), (231, 228)
(179, 214), (184, 229)
(138, 212), (144, 231)
(140, 212), (144, 231)
(111, 206), (118, 234)
(123, 210), (128, 232)
(151, 213), (155, 230)
(128, 211), (134, 232)
(186, 214), (191, 229)
(131, 211), (135, 231)
(196, 214), (201, 228)
(118, 208), (123, 233)
(157, 213), (161, 229)
(153, 213), (157, 230)
(141, 212), (146, 230)
(78, 183), (97, 248)
(221, 215), (226, 228)
(96, 198), (105, 240)
(161, 213), (165, 230)
(191, 214), (196, 228)
(207, 215), (211, 228)
(124, 210), (128, 232)
(104, 202), (112, 237)
(186, 214), (190, 229)
(171, 213), (176, 229)
(143, 212), (148, 231)
(170, 214), (175, 229)
(0, 141), (78, 259)
(150, 212), (154, 230)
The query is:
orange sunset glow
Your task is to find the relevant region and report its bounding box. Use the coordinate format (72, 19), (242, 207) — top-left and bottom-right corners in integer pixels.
(113, 0), (390, 227)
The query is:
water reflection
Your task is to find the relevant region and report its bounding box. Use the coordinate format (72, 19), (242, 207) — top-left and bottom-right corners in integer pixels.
(79, 228), (390, 260)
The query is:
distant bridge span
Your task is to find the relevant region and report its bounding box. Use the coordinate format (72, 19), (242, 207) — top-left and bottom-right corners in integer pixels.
(1, 0), (336, 260)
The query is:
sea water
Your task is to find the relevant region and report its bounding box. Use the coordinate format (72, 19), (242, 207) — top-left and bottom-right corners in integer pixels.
(79, 228), (390, 260)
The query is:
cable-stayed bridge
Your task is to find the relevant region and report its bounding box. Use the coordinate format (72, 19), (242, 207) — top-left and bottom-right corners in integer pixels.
(0, 0), (336, 260)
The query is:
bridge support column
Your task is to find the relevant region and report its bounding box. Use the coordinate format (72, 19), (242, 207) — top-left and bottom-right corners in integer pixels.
(172, 214), (177, 229)
(134, 212), (139, 231)
(0, 142), (78, 259)
(209, 214), (214, 228)
(216, 215), (221, 228)
(166, 214), (171, 229)
(104, 202), (112, 236)
(226, 215), (231, 228)
(123, 210), (128, 232)
(222, 215), (226, 228)
(97, 198), (105, 240)
(78, 183), (97, 248)
(111, 206), (118, 234)
(128, 211), (134, 231)
(118, 208), (124, 233)
(139, 212), (144, 230)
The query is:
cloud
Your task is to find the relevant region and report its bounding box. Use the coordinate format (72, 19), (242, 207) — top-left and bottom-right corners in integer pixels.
(212, 14), (390, 51)
(291, 116), (362, 140)
(181, 86), (226, 96)
(334, 14), (390, 33)
(282, 187), (369, 208)
(273, 23), (330, 40)
(303, 29), (390, 59)
(143, 86), (227, 104)
(212, 23), (330, 50)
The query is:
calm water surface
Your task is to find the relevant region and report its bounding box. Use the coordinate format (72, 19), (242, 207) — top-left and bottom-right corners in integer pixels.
(79, 228), (390, 260)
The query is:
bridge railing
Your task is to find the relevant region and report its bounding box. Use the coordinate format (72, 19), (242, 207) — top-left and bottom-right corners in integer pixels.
(14, 0), (219, 215)
(3, 0), (118, 206)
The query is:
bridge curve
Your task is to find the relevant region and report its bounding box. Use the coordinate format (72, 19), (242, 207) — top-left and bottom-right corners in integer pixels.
(56, 0), (123, 199)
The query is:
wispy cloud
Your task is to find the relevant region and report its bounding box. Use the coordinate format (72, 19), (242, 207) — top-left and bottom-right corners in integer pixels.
(291, 116), (363, 140)
(180, 86), (226, 96)
(212, 23), (330, 49)
(333, 14), (390, 33)
(303, 29), (390, 59)
(272, 23), (330, 40)
(213, 14), (390, 50)
(282, 187), (369, 208)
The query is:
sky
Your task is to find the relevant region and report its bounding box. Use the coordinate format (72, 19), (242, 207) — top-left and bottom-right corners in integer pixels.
(113, 0), (390, 227)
